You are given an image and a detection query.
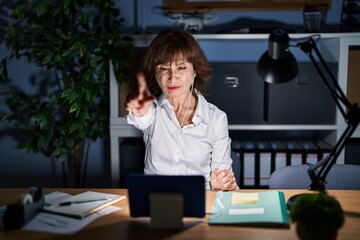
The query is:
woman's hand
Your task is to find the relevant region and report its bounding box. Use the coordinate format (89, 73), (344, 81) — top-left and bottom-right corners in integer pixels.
(211, 168), (238, 191)
(125, 72), (155, 117)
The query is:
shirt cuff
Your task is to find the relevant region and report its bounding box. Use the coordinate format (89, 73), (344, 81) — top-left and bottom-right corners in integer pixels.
(127, 105), (154, 130)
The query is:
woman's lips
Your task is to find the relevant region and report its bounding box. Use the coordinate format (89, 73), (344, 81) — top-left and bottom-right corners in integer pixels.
(168, 86), (180, 91)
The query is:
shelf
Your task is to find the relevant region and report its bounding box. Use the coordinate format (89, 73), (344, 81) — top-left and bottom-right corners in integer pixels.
(228, 125), (346, 131)
(163, 0), (331, 12)
(110, 117), (344, 134)
(130, 32), (360, 44)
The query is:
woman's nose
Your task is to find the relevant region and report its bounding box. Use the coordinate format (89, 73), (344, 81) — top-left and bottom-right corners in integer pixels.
(167, 70), (178, 81)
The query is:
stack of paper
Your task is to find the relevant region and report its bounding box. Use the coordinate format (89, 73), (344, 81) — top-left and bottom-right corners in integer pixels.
(43, 191), (125, 218)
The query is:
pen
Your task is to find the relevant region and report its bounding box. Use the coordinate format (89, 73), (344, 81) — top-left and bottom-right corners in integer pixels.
(58, 198), (109, 206)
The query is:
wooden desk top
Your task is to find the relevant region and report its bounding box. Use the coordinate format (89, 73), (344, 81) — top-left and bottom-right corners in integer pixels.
(0, 189), (359, 240)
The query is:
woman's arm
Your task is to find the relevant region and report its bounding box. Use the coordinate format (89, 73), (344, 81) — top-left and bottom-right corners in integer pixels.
(210, 109), (238, 190)
(126, 72), (155, 130)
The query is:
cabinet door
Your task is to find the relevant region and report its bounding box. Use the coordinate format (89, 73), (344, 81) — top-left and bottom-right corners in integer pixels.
(206, 62), (264, 124)
(207, 62), (336, 125)
(266, 62), (337, 124)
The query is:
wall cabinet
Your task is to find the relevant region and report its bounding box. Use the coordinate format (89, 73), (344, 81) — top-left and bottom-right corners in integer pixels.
(109, 32), (360, 188)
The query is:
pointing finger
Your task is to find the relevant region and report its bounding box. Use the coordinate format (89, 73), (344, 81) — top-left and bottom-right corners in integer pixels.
(137, 72), (148, 96)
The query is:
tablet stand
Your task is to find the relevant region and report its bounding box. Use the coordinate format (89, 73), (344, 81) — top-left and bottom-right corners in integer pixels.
(149, 193), (183, 229)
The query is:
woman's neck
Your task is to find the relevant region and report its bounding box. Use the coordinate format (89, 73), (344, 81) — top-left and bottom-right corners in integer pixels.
(168, 92), (197, 127)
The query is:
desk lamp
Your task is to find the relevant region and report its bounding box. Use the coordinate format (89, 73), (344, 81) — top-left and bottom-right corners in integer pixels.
(257, 28), (360, 204)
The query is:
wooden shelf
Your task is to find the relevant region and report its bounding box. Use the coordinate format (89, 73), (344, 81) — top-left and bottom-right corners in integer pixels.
(163, 0), (331, 13)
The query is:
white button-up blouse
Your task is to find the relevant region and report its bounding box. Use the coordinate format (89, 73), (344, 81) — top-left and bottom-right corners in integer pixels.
(127, 91), (233, 189)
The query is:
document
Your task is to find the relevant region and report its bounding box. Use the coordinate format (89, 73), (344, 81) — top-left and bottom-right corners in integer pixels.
(257, 141), (271, 187)
(23, 206), (119, 235)
(299, 140), (319, 165)
(242, 141), (256, 187)
(43, 191), (125, 218)
(0, 191), (122, 235)
(270, 141), (287, 170)
(316, 140), (333, 160)
(209, 191), (289, 228)
(285, 141), (303, 166)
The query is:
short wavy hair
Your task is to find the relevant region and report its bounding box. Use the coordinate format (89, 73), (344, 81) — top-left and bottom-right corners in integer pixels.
(143, 28), (212, 97)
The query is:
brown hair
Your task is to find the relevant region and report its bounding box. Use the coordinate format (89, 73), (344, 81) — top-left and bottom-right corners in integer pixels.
(143, 28), (212, 97)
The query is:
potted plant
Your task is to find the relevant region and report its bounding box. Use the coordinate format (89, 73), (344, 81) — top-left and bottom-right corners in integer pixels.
(289, 192), (344, 240)
(0, 0), (132, 187)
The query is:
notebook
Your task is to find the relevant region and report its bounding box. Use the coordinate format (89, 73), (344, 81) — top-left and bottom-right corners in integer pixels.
(43, 191), (125, 218)
(209, 191), (289, 228)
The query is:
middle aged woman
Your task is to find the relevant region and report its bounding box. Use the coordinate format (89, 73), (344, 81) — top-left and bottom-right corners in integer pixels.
(126, 28), (237, 190)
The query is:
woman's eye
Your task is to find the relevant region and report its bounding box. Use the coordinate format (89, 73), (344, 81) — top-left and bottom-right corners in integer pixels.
(178, 66), (186, 70)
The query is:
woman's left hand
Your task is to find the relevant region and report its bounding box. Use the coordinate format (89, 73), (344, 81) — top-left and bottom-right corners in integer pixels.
(211, 168), (238, 191)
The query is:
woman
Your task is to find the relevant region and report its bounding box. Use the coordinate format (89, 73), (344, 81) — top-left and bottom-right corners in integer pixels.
(126, 28), (237, 190)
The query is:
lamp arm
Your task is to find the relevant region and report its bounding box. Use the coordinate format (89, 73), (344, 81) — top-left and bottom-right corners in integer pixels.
(308, 124), (357, 191)
(297, 38), (352, 120)
(296, 37), (360, 191)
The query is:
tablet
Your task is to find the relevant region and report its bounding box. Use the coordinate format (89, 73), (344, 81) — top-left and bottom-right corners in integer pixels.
(127, 174), (206, 218)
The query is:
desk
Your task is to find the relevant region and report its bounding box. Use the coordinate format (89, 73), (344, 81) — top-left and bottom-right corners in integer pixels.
(1, 189), (359, 239)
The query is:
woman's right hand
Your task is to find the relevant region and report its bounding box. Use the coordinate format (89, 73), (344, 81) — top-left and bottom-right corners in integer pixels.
(125, 72), (155, 117)
(211, 168), (238, 191)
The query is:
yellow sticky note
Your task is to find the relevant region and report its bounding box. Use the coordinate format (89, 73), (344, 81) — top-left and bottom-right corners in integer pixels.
(231, 192), (258, 205)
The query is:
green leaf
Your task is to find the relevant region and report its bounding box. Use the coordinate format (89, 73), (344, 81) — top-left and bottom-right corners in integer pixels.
(45, 129), (54, 144)
(61, 89), (76, 103)
(35, 3), (48, 16)
(69, 123), (78, 133)
(69, 102), (79, 113)
(53, 147), (62, 156)
(72, 41), (87, 57)
(64, 0), (71, 10)
(69, 91), (77, 103)
(12, 5), (24, 19)
(42, 52), (53, 65)
(85, 89), (91, 101)
(61, 89), (72, 98)
(59, 153), (68, 162)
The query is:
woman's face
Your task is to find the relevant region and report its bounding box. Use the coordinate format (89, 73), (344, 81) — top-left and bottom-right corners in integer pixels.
(155, 58), (195, 100)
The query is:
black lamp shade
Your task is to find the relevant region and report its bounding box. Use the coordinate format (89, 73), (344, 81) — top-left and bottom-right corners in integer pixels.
(256, 29), (299, 84)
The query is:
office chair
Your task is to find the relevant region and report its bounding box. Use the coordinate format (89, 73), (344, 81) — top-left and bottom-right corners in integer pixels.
(269, 164), (360, 190)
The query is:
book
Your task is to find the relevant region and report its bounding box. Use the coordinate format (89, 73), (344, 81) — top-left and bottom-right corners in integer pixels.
(43, 191), (125, 218)
(270, 140), (287, 171)
(209, 191), (289, 228)
(242, 141), (257, 187)
(285, 140), (303, 166)
(257, 141), (272, 187)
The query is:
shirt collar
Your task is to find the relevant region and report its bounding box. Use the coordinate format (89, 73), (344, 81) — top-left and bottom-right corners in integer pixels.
(158, 90), (209, 125)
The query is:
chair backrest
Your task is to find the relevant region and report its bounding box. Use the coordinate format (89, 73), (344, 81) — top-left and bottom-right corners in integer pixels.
(269, 164), (360, 190)
(231, 151), (241, 187)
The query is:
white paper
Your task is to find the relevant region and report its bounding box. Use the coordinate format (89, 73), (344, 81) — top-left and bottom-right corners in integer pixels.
(43, 191), (125, 218)
(23, 205), (120, 234)
(228, 208), (265, 215)
(24, 191), (122, 234)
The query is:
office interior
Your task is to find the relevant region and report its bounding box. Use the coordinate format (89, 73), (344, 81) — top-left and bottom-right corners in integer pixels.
(0, 0), (359, 189)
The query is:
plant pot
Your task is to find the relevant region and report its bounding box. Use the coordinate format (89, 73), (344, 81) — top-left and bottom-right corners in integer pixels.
(296, 220), (338, 240)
